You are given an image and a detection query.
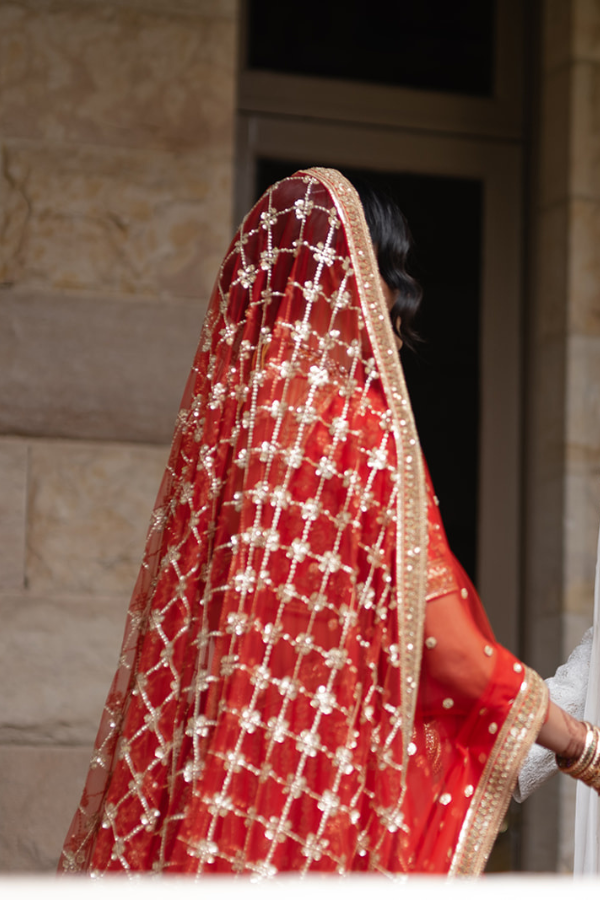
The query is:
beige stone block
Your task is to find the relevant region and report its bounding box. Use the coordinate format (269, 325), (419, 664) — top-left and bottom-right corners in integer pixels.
(0, 745), (91, 872)
(0, 2), (236, 152)
(568, 198), (600, 335)
(564, 579), (597, 616)
(0, 439), (27, 590)
(566, 333), (600, 449)
(573, 0), (600, 62)
(562, 610), (593, 659)
(27, 440), (168, 596)
(0, 141), (232, 301)
(0, 592), (126, 745)
(0, 290), (204, 443)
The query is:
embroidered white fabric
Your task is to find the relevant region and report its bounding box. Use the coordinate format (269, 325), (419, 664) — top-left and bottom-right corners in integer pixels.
(513, 627), (592, 804)
(574, 525), (600, 873)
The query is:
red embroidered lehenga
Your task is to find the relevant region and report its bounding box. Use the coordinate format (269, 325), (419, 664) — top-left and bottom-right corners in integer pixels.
(59, 169), (547, 876)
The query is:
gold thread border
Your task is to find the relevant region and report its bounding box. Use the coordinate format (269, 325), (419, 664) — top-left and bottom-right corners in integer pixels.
(304, 167), (429, 785)
(449, 666), (549, 875)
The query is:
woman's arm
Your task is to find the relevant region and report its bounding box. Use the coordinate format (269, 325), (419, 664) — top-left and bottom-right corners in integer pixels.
(423, 590), (588, 759)
(537, 701), (587, 757)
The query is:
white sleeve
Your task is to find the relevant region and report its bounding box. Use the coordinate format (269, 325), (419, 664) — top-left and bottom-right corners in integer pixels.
(574, 521), (600, 874)
(513, 627), (592, 803)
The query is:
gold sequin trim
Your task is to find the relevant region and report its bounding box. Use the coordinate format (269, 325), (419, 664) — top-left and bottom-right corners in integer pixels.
(426, 560), (458, 602)
(306, 168), (428, 790)
(448, 667), (548, 875)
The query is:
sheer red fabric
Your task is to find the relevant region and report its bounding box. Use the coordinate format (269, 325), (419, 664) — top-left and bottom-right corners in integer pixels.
(59, 169), (547, 877)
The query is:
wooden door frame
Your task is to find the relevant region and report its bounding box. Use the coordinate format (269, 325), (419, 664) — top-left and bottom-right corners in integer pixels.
(237, 0), (525, 141)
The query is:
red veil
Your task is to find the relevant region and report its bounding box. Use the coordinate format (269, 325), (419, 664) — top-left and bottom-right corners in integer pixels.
(59, 169), (547, 876)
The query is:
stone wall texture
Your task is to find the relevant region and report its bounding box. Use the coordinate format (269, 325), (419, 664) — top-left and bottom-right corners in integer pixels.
(0, 0), (237, 872)
(2, 0), (600, 877)
(522, 0), (600, 873)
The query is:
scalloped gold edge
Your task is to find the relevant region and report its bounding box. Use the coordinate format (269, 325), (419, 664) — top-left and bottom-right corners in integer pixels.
(449, 667), (549, 875)
(304, 167), (429, 788)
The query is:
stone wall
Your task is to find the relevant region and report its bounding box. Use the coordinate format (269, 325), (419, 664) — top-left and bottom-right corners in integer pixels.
(522, 0), (600, 872)
(3, 0), (600, 876)
(0, 0), (237, 871)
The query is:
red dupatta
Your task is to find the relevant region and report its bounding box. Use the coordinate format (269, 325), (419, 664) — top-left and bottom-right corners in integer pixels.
(59, 169), (546, 876)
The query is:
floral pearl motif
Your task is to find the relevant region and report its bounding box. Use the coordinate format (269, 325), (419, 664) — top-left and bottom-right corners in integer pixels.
(61, 172), (552, 880)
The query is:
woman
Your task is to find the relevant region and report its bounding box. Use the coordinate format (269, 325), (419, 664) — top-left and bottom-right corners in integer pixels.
(59, 168), (598, 876)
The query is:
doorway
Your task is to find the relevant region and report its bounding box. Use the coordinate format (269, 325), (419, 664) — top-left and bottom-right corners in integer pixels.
(256, 159), (483, 586)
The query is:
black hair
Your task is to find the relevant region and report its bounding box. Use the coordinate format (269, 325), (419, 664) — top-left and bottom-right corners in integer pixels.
(349, 176), (422, 350)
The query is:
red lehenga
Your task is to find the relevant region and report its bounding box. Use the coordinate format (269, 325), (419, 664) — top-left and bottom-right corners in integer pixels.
(59, 169), (547, 877)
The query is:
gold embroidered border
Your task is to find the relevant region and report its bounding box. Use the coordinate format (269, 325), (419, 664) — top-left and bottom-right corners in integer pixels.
(426, 559), (459, 602)
(449, 666), (549, 875)
(305, 168), (429, 786)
